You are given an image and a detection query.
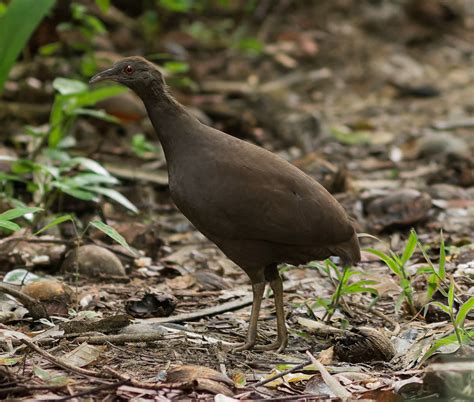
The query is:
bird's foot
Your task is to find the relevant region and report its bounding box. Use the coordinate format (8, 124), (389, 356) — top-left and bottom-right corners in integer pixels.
(232, 341), (256, 353)
(254, 337), (288, 353)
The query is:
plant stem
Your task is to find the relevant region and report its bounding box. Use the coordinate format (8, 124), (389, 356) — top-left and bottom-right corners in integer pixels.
(326, 265), (349, 322)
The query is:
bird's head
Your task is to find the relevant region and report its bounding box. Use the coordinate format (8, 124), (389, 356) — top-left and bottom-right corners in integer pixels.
(89, 56), (166, 96)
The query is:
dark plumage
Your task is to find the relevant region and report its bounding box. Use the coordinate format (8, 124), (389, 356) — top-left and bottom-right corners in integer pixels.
(90, 57), (361, 351)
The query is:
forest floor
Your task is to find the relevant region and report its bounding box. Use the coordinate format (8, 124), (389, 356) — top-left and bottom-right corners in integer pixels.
(0, 1), (473, 400)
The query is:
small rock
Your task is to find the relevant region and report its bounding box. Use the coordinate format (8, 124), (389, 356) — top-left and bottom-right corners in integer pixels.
(61, 245), (126, 280)
(417, 133), (468, 159)
(366, 189), (432, 231)
(22, 280), (73, 316)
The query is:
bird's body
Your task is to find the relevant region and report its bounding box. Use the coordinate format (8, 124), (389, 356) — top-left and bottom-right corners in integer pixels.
(90, 57), (361, 351)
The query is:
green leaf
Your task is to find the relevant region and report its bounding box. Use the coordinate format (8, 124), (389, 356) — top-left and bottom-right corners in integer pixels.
(163, 61), (189, 74)
(0, 0), (55, 94)
(39, 42), (60, 56)
(95, 0), (110, 13)
(71, 108), (120, 123)
(365, 248), (402, 276)
(70, 157), (110, 176)
(53, 78), (88, 95)
(422, 332), (460, 362)
(89, 220), (135, 254)
(87, 187), (138, 213)
(448, 281), (455, 312)
(455, 297), (474, 328)
(35, 214), (74, 235)
(0, 220), (20, 231)
(62, 173), (118, 187)
(430, 301), (450, 314)
(159, 0), (193, 12)
(53, 183), (96, 201)
(401, 229), (417, 266)
(65, 85), (126, 110)
(0, 207), (42, 221)
(439, 232), (446, 280)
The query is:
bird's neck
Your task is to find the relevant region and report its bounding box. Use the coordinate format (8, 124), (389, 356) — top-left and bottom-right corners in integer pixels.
(141, 82), (199, 161)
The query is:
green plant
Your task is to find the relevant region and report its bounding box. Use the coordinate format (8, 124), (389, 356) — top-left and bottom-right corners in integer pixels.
(422, 281), (474, 361)
(57, 2), (108, 76)
(365, 230), (418, 314)
(36, 214), (134, 254)
(49, 77), (125, 148)
(0, 207), (42, 232)
(0, 0), (55, 93)
(132, 134), (161, 158)
(307, 259), (378, 321)
(1, 77), (135, 216)
(366, 229), (451, 316)
(184, 19), (263, 56)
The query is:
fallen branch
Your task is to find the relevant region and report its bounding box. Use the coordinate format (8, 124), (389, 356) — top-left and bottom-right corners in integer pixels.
(104, 366), (193, 390)
(75, 332), (164, 345)
(20, 338), (110, 379)
(0, 283), (49, 320)
(73, 327), (234, 346)
(140, 295), (253, 324)
(306, 351), (351, 399)
(55, 379), (128, 401)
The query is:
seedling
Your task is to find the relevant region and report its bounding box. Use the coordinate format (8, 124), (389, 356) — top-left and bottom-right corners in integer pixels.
(365, 230), (419, 314)
(422, 281), (474, 361)
(307, 259), (378, 322)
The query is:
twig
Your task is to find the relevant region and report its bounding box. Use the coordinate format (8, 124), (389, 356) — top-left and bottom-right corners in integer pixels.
(55, 379), (128, 401)
(140, 294), (253, 324)
(0, 383), (68, 397)
(20, 338), (110, 379)
(306, 351), (351, 400)
(253, 358), (312, 388)
(348, 301), (401, 336)
(104, 366), (193, 390)
(75, 332), (164, 345)
(0, 283), (49, 320)
(0, 236), (74, 245)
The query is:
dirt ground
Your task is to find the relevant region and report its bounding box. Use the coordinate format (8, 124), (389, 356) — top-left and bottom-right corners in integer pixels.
(0, 0), (473, 400)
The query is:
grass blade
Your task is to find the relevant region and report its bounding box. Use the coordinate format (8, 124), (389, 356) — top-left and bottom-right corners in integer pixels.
(439, 231), (446, 280)
(89, 220), (135, 254)
(364, 248), (402, 276)
(0, 207), (42, 221)
(0, 220), (21, 231)
(401, 229), (417, 265)
(455, 297), (474, 328)
(35, 214), (74, 235)
(0, 0), (55, 93)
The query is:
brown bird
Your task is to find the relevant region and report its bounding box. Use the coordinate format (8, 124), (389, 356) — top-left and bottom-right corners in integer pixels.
(90, 57), (361, 352)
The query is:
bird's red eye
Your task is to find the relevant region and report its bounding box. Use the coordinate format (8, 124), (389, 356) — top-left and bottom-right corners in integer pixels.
(124, 65), (133, 74)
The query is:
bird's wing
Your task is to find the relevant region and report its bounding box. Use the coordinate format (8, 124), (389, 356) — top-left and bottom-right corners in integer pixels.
(190, 146), (355, 247)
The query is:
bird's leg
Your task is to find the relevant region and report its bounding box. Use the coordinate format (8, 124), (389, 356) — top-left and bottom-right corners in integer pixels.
(255, 275), (288, 352)
(254, 264), (288, 352)
(233, 281), (266, 352)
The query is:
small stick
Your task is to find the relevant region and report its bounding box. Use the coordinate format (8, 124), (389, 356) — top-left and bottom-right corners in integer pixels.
(306, 351), (350, 400)
(75, 332), (165, 345)
(20, 338), (110, 379)
(140, 294), (253, 324)
(253, 358), (312, 388)
(54, 379), (128, 401)
(104, 366), (193, 390)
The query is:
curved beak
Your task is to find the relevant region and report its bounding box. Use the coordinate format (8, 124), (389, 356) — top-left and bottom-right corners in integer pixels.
(89, 67), (117, 84)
